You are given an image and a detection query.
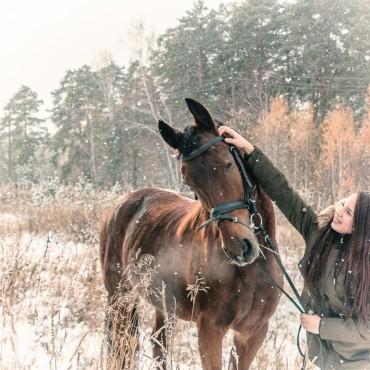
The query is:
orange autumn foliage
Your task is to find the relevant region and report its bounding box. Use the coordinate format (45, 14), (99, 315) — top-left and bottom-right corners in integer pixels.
(360, 119), (370, 147)
(249, 95), (368, 203)
(288, 105), (317, 191)
(252, 98), (290, 170)
(357, 90), (370, 190)
(321, 107), (357, 198)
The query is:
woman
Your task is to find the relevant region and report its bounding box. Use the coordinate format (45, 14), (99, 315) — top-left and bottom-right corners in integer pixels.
(218, 125), (370, 370)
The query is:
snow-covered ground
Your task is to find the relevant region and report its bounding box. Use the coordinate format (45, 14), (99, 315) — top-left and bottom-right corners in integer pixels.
(1, 232), (104, 370)
(0, 214), (316, 369)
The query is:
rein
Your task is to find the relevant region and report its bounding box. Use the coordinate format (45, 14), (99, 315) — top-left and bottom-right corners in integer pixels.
(181, 134), (312, 366)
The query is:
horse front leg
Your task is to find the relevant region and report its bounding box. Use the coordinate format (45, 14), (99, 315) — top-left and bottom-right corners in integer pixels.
(229, 323), (268, 370)
(197, 316), (227, 370)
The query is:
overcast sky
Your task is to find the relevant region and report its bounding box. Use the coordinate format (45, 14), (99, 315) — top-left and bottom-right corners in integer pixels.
(0, 0), (228, 116)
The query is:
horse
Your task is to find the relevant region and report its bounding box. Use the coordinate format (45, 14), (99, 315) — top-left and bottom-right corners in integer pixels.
(100, 98), (282, 369)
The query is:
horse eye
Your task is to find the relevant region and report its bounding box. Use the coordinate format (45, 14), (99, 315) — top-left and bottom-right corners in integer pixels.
(225, 162), (233, 172)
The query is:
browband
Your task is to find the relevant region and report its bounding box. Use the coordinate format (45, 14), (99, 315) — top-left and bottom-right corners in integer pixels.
(180, 136), (225, 161)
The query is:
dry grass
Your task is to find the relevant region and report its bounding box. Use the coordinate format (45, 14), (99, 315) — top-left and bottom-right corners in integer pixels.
(0, 182), (317, 369)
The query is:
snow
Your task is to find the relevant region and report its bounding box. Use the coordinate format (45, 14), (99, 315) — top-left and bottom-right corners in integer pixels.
(0, 230), (104, 370)
(0, 217), (316, 369)
(0, 212), (19, 224)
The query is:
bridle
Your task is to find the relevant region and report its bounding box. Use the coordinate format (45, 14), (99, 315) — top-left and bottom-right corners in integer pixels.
(179, 133), (305, 307)
(180, 135), (263, 233)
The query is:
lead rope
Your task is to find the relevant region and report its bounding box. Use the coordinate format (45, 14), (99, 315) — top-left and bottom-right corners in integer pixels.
(229, 145), (317, 370)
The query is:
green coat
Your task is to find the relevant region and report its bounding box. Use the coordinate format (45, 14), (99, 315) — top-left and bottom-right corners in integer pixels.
(243, 147), (370, 370)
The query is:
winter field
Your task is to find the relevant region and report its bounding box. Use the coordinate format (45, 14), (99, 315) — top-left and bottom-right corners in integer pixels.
(0, 181), (318, 370)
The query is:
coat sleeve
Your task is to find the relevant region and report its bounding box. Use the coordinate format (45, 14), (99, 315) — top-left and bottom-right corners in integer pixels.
(243, 146), (318, 243)
(319, 317), (370, 344)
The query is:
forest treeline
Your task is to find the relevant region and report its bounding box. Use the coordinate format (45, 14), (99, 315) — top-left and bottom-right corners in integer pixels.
(0, 0), (369, 206)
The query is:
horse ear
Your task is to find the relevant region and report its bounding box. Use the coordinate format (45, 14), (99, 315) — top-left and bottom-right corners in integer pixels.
(158, 120), (182, 149)
(185, 98), (215, 131)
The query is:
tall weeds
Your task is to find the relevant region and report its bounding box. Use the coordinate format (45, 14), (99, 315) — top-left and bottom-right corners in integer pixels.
(1, 182), (316, 369)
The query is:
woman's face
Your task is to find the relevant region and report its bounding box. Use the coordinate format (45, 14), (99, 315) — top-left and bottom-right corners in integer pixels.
(331, 193), (358, 234)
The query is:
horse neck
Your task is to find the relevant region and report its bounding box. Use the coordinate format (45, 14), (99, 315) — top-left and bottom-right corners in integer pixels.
(177, 201), (219, 241)
(257, 187), (276, 242)
(255, 186), (279, 262)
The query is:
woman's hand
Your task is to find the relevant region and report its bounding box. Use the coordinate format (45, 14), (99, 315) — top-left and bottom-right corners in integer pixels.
(300, 314), (321, 335)
(217, 126), (255, 156)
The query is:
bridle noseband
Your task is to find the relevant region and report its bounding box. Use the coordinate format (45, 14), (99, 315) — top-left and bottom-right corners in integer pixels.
(180, 135), (262, 232)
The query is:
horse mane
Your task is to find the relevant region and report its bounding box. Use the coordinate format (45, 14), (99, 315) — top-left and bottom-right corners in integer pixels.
(176, 123), (219, 160)
(176, 126), (199, 160)
(176, 201), (208, 239)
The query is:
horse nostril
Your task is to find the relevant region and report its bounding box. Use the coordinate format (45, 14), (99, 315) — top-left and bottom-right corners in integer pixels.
(241, 239), (254, 259)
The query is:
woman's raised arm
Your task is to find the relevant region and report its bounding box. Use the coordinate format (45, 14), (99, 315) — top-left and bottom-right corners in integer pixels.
(218, 126), (318, 243)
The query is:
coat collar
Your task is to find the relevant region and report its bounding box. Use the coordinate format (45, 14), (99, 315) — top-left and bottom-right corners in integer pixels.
(317, 205), (335, 229)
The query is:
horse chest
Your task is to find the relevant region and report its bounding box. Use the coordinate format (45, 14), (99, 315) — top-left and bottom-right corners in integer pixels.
(202, 266), (281, 328)
(234, 282), (280, 330)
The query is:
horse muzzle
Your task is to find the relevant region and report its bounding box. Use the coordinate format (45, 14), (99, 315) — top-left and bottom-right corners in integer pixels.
(222, 237), (259, 266)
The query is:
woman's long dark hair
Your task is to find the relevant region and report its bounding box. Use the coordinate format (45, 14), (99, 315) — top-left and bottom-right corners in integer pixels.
(305, 191), (370, 323)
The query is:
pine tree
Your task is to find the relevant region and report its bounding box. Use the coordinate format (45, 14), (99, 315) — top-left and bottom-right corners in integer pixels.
(151, 0), (226, 113)
(51, 66), (103, 185)
(225, 0), (283, 119)
(0, 85), (46, 184)
(275, 0), (370, 123)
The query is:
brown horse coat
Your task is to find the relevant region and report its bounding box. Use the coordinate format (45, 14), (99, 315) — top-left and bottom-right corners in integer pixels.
(100, 99), (283, 370)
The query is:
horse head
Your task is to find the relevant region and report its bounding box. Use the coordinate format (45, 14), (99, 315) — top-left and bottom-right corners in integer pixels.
(158, 98), (260, 266)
